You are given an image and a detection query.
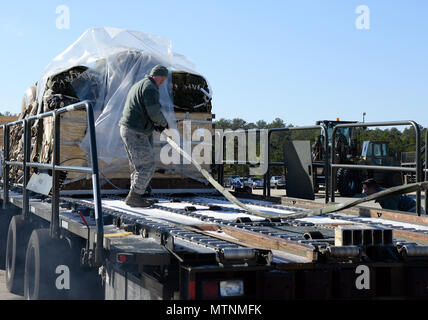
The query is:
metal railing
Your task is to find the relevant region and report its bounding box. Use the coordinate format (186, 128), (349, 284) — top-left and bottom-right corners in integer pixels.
(264, 125), (329, 203)
(218, 129), (268, 187)
(425, 129), (428, 214)
(330, 121), (423, 216)
(216, 126), (329, 204)
(1, 101), (104, 264)
(217, 121), (425, 213)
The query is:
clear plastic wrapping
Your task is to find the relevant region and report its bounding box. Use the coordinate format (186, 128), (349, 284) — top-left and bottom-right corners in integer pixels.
(35, 27), (207, 178)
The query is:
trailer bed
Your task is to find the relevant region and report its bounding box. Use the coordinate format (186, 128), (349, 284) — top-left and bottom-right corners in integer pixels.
(4, 190), (428, 262)
(4, 188), (428, 299)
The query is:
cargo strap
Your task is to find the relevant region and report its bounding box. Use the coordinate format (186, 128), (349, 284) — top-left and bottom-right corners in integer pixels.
(163, 132), (428, 220)
(282, 181), (428, 219)
(162, 133), (295, 220)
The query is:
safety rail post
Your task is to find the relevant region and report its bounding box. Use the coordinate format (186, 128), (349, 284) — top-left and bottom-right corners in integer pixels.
(414, 121), (422, 215)
(425, 129), (427, 214)
(22, 120), (30, 219)
(263, 134), (268, 198)
(212, 132), (222, 186)
(330, 121), (422, 216)
(324, 125), (329, 203)
(3, 125), (9, 209)
(50, 110), (60, 238)
(83, 101), (104, 265)
(219, 133), (226, 187)
(1, 125), (6, 209)
(265, 125), (329, 203)
(330, 127), (337, 204)
(265, 130), (272, 198)
(2, 120), (29, 214)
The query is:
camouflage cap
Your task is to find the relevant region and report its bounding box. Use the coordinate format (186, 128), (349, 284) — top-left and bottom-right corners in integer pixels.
(150, 65), (169, 77)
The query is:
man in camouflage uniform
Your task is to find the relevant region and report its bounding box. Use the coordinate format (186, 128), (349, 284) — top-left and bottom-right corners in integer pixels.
(363, 178), (425, 214)
(119, 65), (169, 207)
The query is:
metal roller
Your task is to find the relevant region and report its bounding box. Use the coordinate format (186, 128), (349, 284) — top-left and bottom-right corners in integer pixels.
(327, 246), (361, 258)
(221, 248), (256, 260)
(401, 245), (428, 257)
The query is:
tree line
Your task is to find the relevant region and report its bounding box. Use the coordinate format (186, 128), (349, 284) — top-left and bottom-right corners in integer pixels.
(0, 111), (17, 117)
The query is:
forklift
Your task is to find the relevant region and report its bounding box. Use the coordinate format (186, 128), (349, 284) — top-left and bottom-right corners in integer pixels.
(313, 120), (402, 197)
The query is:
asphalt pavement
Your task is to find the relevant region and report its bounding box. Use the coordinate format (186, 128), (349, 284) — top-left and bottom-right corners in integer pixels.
(0, 269), (23, 300)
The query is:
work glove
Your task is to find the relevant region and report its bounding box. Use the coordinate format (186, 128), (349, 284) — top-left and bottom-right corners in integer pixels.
(154, 126), (165, 133)
(154, 122), (169, 133)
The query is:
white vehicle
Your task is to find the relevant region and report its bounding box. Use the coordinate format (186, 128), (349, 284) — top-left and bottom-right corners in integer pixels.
(245, 178), (264, 189)
(270, 176), (283, 189)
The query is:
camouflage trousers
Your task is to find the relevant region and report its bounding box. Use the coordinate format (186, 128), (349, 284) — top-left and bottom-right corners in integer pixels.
(120, 125), (155, 195)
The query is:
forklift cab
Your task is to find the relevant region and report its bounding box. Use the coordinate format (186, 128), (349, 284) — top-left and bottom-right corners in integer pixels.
(316, 120), (358, 148)
(361, 141), (389, 165)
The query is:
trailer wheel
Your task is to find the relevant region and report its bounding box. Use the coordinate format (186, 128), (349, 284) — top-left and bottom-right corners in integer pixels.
(0, 211), (13, 269)
(5, 215), (32, 294)
(244, 186), (252, 194)
(314, 183), (320, 194)
(24, 229), (70, 300)
(336, 168), (362, 197)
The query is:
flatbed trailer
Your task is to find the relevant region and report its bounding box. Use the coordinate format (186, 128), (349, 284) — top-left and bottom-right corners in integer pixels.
(3, 189), (428, 300)
(1, 102), (428, 300)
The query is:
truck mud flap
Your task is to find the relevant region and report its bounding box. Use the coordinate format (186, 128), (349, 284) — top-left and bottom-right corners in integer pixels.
(105, 261), (172, 300)
(262, 270), (293, 300)
(406, 267), (428, 298)
(295, 270), (332, 300)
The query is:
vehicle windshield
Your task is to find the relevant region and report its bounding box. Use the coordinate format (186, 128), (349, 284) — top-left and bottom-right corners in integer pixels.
(325, 122), (353, 146)
(382, 143), (388, 156)
(373, 143), (382, 157)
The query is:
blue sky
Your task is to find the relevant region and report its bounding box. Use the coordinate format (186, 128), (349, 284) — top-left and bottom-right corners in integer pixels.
(0, 1), (427, 127)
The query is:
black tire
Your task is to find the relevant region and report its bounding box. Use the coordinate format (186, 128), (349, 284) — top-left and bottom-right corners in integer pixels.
(336, 168), (362, 197)
(0, 211), (14, 269)
(24, 229), (70, 300)
(243, 186), (252, 194)
(5, 215), (32, 294)
(314, 184), (320, 194)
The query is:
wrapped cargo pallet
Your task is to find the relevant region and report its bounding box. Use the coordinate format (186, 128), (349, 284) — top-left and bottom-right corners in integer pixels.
(9, 27), (214, 192)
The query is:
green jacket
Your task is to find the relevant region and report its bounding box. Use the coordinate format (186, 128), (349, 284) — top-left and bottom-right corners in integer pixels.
(119, 76), (168, 135)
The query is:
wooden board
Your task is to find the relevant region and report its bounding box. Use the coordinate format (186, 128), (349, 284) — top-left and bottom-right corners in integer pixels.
(175, 112), (214, 121)
(44, 111), (87, 144)
(60, 111), (215, 189)
(63, 177), (212, 191)
(0, 116), (19, 148)
(5, 109), (215, 189)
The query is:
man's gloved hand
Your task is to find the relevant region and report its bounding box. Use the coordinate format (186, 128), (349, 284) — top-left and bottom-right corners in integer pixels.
(154, 123), (169, 133)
